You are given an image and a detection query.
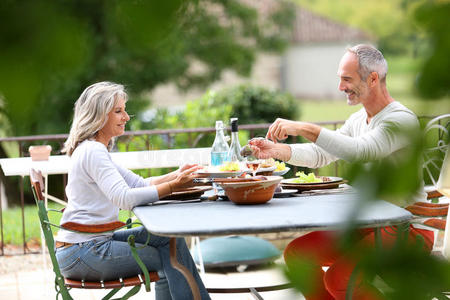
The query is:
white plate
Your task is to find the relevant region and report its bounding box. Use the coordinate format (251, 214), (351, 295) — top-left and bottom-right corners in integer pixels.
(257, 165), (277, 172)
(195, 170), (245, 178)
(272, 167), (290, 176)
(281, 176), (343, 185)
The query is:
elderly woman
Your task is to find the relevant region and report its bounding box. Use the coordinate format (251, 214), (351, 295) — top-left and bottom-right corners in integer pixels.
(55, 82), (210, 300)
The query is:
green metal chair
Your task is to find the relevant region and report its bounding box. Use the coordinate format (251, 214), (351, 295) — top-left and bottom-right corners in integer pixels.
(30, 168), (159, 300)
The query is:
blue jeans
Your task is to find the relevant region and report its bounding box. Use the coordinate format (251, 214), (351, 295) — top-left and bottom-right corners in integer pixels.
(55, 226), (210, 300)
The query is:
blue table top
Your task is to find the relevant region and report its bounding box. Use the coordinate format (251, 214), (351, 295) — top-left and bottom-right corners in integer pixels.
(133, 194), (412, 237)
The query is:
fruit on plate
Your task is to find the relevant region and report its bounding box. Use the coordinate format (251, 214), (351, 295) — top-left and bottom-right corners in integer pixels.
(219, 161), (240, 172)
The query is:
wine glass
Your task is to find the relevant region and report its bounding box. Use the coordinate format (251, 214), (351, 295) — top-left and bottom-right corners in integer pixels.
(246, 158), (261, 177)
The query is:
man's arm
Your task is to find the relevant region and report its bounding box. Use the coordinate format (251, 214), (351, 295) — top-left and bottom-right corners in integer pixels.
(315, 122), (411, 162)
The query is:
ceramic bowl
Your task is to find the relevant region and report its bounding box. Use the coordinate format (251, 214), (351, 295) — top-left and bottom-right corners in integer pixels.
(218, 176), (283, 205)
(29, 145), (52, 161)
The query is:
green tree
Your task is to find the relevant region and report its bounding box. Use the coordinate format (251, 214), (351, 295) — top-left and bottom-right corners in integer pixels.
(0, 0), (295, 138)
(0, 0), (295, 204)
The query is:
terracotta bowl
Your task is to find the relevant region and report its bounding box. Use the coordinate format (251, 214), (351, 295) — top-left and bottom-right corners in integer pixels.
(29, 145), (52, 161)
(218, 176), (283, 205)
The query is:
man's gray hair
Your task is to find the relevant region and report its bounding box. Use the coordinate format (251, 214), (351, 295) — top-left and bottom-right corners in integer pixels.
(347, 44), (388, 82)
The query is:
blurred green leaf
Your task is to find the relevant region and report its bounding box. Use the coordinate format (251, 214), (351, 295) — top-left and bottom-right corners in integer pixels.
(414, 1), (450, 98)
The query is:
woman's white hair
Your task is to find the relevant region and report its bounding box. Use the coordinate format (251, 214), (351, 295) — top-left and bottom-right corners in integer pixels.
(63, 81), (128, 156)
(347, 44), (388, 83)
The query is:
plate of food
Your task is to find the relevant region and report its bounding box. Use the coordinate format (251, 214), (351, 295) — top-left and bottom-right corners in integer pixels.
(255, 165), (277, 173)
(281, 171), (344, 191)
(272, 161), (290, 176)
(195, 162), (248, 178)
(161, 186), (213, 200)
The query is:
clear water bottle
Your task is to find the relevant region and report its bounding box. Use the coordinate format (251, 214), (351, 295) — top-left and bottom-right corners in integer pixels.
(228, 118), (244, 162)
(211, 121), (229, 166)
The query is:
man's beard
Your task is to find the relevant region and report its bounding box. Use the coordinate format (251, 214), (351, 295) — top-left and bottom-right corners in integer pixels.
(345, 90), (360, 106)
(344, 81), (367, 106)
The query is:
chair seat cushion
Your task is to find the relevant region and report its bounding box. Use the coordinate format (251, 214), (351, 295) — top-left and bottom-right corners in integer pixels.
(64, 272), (159, 289)
(191, 236), (280, 268)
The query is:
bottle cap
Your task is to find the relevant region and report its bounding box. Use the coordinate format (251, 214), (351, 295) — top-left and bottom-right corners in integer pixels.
(230, 118), (238, 132)
(215, 120), (223, 130)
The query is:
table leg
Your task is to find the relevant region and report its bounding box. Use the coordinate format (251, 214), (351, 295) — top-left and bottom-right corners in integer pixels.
(20, 176), (26, 254)
(169, 238), (201, 300)
(191, 236), (205, 275)
(374, 227), (382, 252)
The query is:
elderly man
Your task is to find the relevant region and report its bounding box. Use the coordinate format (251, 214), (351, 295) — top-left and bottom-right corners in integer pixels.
(250, 44), (432, 300)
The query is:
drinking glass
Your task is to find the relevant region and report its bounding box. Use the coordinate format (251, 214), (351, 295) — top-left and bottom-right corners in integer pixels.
(246, 159), (261, 177)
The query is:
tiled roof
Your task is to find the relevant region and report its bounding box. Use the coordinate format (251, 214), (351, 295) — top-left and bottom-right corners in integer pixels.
(240, 0), (372, 43)
(293, 7), (372, 43)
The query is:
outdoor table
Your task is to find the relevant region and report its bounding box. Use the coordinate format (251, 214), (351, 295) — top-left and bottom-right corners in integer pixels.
(133, 193), (413, 299)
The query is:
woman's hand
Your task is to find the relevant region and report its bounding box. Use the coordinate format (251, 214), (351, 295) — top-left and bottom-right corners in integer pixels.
(248, 138), (291, 161)
(177, 164), (198, 174)
(169, 165), (201, 192)
(151, 164), (199, 185)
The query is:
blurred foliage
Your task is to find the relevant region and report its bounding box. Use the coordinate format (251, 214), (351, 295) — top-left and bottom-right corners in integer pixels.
(413, 1), (450, 99)
(133, 84), (298, 144)
(0, 0), (295, 137)
(285, 225), (450, 300)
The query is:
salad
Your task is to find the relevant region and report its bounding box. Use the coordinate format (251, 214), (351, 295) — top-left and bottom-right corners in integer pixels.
(275, 161), (286, 171)
(291, 171), (323, 183)
(218, 161), (240, 172)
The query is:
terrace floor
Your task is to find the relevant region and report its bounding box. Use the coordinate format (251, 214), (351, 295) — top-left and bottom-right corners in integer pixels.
(0, 253), (303, 300)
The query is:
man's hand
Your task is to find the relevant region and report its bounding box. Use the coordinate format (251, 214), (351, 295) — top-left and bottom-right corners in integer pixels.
(267, 118), (321, 143)
(248, 138), (291, 161)
(266, 118), (302, 142)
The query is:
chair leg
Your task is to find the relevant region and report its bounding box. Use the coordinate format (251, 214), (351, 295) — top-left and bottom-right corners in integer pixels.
(55, 278), (73, 300)
(250, 287), (264, 300)
(102, 287), (121, 300)
(119, 285), (142, 300)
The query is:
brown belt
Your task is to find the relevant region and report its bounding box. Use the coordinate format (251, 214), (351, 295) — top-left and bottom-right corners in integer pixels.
(55, 241), (76, 249)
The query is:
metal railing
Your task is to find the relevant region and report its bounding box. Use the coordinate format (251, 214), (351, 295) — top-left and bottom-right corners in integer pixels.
(2, 117), (440, 256)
